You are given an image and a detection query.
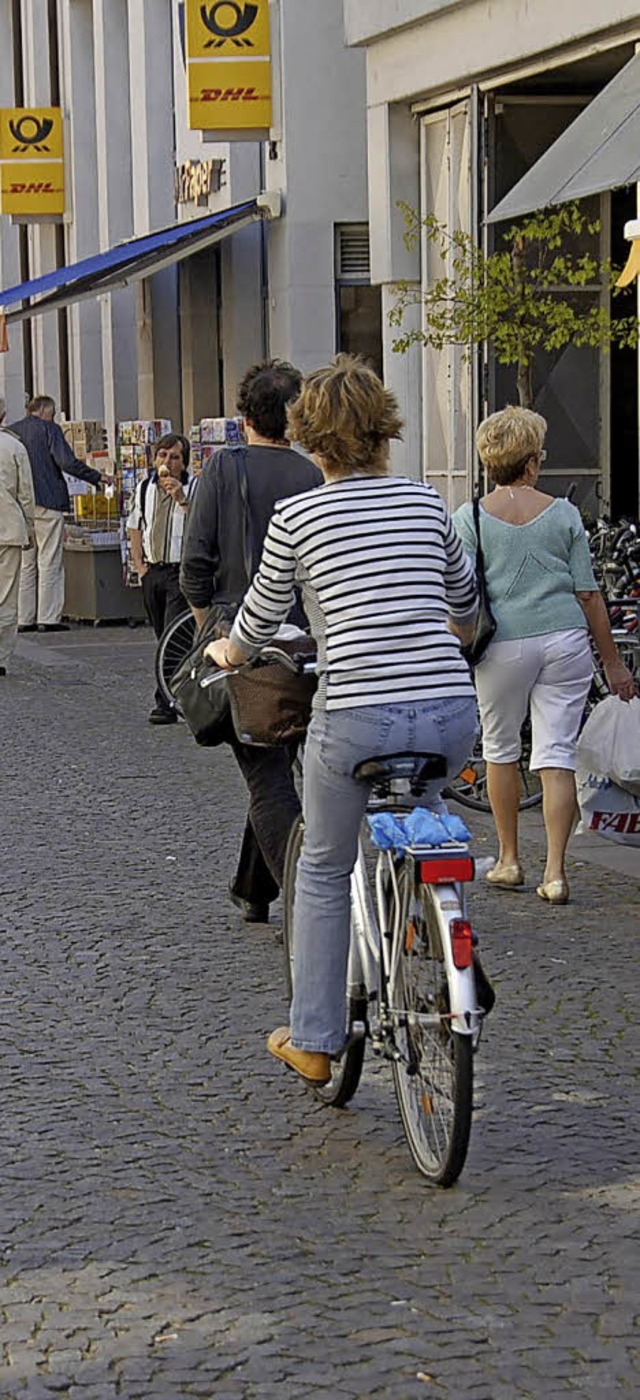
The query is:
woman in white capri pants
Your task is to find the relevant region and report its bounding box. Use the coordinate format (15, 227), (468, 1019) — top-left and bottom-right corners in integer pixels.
(454, 406), (636, 906)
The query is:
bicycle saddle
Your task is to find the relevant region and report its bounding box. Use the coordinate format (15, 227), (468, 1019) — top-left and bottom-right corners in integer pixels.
(352, 751), (447, 789)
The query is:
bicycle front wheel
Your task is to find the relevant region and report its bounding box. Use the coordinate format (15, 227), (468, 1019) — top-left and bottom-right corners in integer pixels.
(390, 870), (472, 1187)
(282, 816), (366, 1109)
(155, 609), (197, 711)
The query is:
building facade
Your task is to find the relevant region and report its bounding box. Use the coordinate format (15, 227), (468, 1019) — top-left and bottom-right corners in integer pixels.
(0, 0), (374, 447)
(344, 0), (640, 518)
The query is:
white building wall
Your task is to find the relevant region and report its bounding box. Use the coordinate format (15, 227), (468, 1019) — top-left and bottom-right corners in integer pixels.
(58, 0), (103, 421)
(0, 0), (25, 419)
(93, 0), (137, 446)
(20, 0), (60, 405)
(346, 0), (640, 80)
(128, 0), (181, 424)
(265, 0), (368, 375)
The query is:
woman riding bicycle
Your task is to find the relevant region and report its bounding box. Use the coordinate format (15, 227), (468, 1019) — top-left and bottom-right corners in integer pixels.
(205, 355), (480, 1087)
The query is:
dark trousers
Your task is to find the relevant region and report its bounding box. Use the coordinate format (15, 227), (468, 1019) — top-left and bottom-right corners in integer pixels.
(142, 563), (187, 709)
(228, 730), (301, 907)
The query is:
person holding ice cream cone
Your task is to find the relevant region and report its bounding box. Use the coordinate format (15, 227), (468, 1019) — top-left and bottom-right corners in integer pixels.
(127, 433), (197, 723)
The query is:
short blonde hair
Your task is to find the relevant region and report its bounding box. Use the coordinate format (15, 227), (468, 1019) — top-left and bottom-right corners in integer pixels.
(287, 354), (403, 478)
(476, 405), (547, 485)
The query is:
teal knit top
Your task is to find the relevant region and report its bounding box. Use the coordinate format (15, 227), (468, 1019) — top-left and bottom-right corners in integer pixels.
(452, 498), (597, 643)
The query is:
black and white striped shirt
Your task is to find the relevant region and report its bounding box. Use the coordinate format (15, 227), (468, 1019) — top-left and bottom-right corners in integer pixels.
(231, 475), (478, 711)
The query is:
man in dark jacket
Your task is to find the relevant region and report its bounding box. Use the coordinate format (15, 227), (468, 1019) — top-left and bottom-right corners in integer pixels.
(11, 395), (107, 632)
(180, 360), (321, 925)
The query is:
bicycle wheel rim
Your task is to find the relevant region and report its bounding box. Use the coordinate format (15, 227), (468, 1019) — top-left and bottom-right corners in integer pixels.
(155, 611), (197, 710)
(390, 875), (472, 1186)
(448, 732), (542, 812)
(281, 815), (366, 1109)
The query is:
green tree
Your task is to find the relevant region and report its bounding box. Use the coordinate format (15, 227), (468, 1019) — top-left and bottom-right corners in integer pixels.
(390, 201), (638, 409)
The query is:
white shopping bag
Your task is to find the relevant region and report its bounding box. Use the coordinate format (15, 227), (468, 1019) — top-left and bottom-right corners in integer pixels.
(576, 696), (640, 796)
(576, 770), (640, 847)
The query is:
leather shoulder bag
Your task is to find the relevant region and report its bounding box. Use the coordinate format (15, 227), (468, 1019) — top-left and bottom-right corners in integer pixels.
(169, 449), (254, 746)
(461, 496), (497, 667)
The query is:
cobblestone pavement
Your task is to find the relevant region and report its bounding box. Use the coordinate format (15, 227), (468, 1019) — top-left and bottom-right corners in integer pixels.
(1, 626), (639, 1400)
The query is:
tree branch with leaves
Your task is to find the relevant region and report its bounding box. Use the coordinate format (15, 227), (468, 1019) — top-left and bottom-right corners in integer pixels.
(390, 201), (638, 408)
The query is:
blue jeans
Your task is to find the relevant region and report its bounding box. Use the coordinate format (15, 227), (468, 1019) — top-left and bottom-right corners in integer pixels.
(290, 696), (479, 1053)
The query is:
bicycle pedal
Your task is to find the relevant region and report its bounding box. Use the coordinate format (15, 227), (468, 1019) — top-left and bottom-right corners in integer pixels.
(333, 1021), (366, 1062)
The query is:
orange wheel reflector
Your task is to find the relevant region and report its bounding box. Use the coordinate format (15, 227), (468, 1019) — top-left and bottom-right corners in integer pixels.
(460, 767), (478, 784)
(422, 1093), (434, 1115)
(405, 919), (416, 952)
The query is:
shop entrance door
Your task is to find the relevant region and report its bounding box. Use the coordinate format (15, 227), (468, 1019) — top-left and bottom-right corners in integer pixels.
(483, 94), (608, 517)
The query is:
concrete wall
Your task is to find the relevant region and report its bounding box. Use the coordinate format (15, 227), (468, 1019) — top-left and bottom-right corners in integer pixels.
(265, 0), (368, 374)
(345, 0), (467, 46)
(350, 0), (640, 104)
(0, 0), (26, 419)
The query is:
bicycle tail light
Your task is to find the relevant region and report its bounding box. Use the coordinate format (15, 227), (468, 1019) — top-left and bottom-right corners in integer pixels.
(419, 856), (475, 884)
(450, 919), (473, 969)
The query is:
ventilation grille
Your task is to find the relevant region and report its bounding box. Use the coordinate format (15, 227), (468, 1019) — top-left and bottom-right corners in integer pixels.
(336, 224), (370, 280)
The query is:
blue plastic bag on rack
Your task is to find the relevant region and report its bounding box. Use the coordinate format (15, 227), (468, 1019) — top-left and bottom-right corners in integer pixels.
(367, 807), (472, 851)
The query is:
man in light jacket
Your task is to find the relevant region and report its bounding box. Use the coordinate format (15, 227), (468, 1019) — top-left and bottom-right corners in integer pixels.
(0, 398), (35, 675)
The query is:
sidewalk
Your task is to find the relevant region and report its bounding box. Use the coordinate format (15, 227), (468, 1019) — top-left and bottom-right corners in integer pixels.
(569, 827), (639, 880)
(2, 624), (639, 1399)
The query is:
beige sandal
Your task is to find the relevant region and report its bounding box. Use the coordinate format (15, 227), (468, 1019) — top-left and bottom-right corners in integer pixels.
(536, 878), (569, 905)
(486, 862), (524, 889)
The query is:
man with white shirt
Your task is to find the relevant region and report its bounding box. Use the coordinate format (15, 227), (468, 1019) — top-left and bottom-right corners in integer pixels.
(0, 398), (35, 675)
(127, 433), (197, 724)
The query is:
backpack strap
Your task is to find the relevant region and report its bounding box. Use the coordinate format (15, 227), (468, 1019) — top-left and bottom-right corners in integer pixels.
(139, 473), (152, 528)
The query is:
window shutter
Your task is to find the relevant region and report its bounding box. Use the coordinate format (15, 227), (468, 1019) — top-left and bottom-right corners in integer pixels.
(336, 225), (371, 280)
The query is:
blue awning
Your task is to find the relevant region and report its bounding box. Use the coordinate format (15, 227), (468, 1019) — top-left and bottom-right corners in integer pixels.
(0, 199), (264, 323)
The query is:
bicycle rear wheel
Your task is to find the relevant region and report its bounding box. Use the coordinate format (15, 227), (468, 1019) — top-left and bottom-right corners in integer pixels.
(155, 609), (197, 711)
(282, 816), (366, 1109)
(390, 869), (472, 1187)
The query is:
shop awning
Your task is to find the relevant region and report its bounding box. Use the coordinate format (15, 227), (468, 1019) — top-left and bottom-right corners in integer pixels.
(488, 51), (640, 224)
(0, 195), (277, 324)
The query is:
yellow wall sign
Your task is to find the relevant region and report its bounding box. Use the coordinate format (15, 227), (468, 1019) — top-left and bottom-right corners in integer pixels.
(185, 1), (272, 133)
(0, 108), (65, 216)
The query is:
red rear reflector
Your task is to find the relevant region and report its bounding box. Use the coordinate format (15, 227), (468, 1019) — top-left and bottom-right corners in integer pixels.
(450, 918), (473, 969)
(419, 857), (474, 884)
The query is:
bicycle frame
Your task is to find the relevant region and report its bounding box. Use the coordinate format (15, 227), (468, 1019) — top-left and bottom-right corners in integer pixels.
(347, 838), (482, 1059)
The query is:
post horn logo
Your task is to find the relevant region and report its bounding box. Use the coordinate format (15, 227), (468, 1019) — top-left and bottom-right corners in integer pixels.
(200, 2), (259, 48)
(9, 114), (54, 152)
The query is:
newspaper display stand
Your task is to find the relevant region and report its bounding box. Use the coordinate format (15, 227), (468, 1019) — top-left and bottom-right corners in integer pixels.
(61, 419), (145, 622)
(117, 420), (172, 587)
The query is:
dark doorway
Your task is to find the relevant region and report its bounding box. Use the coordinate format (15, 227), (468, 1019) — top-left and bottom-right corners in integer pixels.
(610, 186), (639, 521)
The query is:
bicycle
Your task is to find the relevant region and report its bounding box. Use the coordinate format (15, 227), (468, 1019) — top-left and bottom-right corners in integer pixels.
(282, 740), (488, 1188)
(155, 607), (198, 712)
(444, 716), (542, 812)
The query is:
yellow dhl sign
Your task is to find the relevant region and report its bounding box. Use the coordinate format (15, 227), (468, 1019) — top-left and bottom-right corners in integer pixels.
(186, 0), (270, 60)
(186, 1), (271, 132)
(0, 107), (64, 161)
(0, 108), (65, 215)
(1, 162), (65, 215)
(188, 59), (271, 130)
